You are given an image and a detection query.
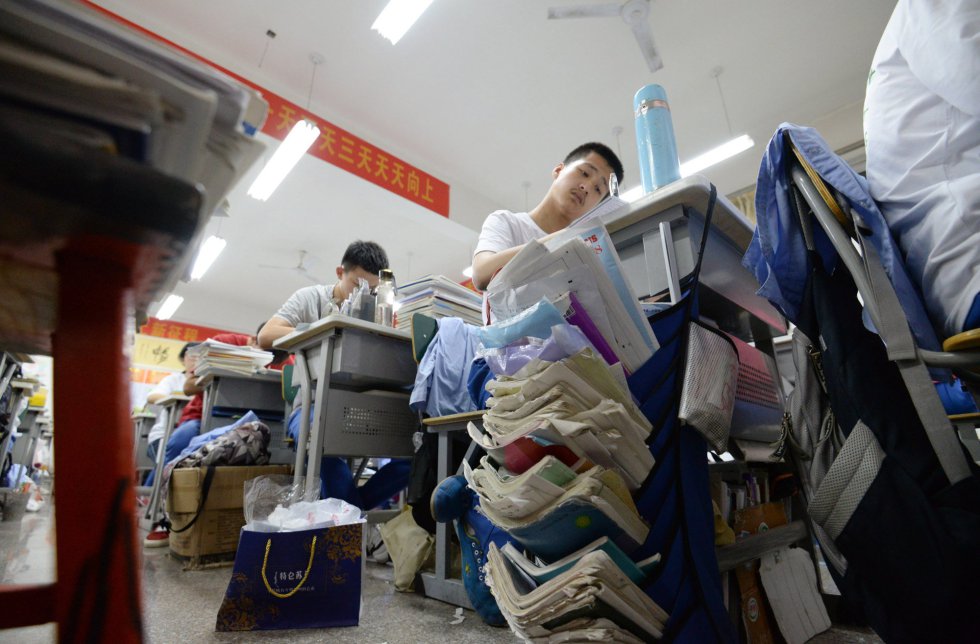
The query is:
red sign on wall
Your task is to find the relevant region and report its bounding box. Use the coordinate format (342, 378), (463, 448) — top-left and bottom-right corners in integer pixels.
(262, 93), (450, 216)
(139, 317), (232, 342)
(80, 1), (451, 217)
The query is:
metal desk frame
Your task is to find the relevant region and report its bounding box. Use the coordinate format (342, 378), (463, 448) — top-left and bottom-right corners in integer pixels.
(196, 367), (292, 464)
(274, 315), (418, 499)
(131, 411), (156, 482)
(1, 377), (37, 475)
(10, 397), (43, 473)
(417, 411), (484, 609)
(139, 394), (191, 530)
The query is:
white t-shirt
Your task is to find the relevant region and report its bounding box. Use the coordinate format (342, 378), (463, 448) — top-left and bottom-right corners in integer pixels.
(146, 371), (187, 444)
(474, 210), (547, 323)
(864, 0), (980, 336)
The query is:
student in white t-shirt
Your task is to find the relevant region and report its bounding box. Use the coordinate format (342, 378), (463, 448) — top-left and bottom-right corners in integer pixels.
(472, 142), (624, 321)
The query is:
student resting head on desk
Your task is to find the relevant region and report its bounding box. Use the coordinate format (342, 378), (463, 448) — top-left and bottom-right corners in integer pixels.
(257, 240), (389, 350)
(471, 141), (624, 323)
(256, 240), (409, 511)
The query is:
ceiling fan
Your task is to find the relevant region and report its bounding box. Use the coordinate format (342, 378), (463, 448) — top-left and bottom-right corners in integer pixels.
(258, 250), (324, 284)
(547, 0), (663, 73)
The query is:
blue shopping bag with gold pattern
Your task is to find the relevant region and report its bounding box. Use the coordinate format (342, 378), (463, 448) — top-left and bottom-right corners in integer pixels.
(215, 522), (363, 631)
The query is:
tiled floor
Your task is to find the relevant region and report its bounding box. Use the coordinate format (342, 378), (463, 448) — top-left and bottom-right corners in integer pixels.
(0, 484), (881, 643)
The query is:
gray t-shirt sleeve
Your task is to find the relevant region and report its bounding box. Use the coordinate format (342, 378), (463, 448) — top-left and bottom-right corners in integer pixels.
(273, 285), (337, 326)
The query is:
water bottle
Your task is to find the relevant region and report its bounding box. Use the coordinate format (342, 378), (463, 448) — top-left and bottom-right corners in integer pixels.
(634, 84), (681, 193)
(374, 269), (396, 327)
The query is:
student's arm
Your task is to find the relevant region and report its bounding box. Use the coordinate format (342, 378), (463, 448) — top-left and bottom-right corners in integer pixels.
(472, 247), (525, 291)
(472, 229), (564, 291)
(258, 316), (295, 349)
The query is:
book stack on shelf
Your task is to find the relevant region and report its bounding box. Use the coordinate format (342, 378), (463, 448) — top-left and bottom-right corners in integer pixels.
(189, 340), (274, 377)
(394, 274), (482, 329)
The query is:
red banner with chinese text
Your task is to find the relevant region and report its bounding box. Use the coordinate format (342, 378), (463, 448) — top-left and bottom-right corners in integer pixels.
(139, 317), (232, 343)
(79, 1), (451, 217)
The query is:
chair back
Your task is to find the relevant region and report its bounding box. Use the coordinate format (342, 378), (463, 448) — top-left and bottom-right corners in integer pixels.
(281, 363), (299, 405)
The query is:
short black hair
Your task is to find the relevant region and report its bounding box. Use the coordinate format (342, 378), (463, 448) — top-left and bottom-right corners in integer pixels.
(178, 342), (199, 361)
(341, 240), (388, 275)
(563, 142), (624, 185)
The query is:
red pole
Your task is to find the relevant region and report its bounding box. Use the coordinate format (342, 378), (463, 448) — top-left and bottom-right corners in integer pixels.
(52, 241), (143, 643)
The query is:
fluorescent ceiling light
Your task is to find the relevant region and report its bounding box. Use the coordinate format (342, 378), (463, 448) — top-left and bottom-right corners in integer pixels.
(156, 294), (184, 321)
(190, 235), (227, 280)
(680, 134), (754, 177)
(462, 265), (473, 279)
(372, 0), (434, 45)
(247, 120), (321, 201)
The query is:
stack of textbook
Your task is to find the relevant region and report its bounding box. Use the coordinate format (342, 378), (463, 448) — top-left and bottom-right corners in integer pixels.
(0, 0), (268, 251)
(462, 223), (668, 640)
(487, 540), (667, 642)
(395, 275), (482, 329)
(189, 340), (273, 377)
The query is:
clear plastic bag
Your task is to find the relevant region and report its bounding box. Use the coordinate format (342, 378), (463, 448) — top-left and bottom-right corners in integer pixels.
(243, 474), (363, 532)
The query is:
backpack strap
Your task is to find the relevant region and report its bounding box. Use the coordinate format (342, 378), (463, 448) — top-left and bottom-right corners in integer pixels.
(169, 464), (218, 534)
(855, 232), (972, 484)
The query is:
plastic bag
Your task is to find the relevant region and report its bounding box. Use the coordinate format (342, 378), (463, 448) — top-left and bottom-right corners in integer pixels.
(243, 474), (362, 532)
(479, 323), (596, 376)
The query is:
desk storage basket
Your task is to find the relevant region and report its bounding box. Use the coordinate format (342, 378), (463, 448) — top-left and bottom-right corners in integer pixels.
(625, 186), (737, 643)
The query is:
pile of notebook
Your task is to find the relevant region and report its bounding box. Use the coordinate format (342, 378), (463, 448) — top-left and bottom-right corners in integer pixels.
(486, 539), (667, 642)
(189, 340), (273, 377)
(395, 274), (482, 329)
(463, 222), (668, 640)
(0, 0), (268, 223)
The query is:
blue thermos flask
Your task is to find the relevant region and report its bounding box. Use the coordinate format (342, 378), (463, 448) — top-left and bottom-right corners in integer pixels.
(634, 84), (681, 193)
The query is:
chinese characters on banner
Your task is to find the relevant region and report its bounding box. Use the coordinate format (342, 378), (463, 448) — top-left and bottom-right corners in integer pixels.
(139, 317), (229, 343)
(131, 318), (238, 399)
(262, 93), (450, 217)
(79, 1), (451, 218)
(132, 318), (234, 374)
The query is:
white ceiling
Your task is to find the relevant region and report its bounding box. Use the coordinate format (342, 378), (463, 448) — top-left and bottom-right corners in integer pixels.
(89, 0), (896, 333)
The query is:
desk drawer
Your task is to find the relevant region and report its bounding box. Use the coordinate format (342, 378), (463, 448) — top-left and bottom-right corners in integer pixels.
(321, 389), (416, 458)
(212, 378), (283, 413)
(331, 329), (415, 387)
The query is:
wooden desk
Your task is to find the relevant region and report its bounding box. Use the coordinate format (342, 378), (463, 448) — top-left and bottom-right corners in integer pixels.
(274, 314), (418, 498)
(195, 367), (291, 464)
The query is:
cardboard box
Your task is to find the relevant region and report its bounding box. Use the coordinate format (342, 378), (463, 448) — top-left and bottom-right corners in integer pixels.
(167, 465), (291, 559)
